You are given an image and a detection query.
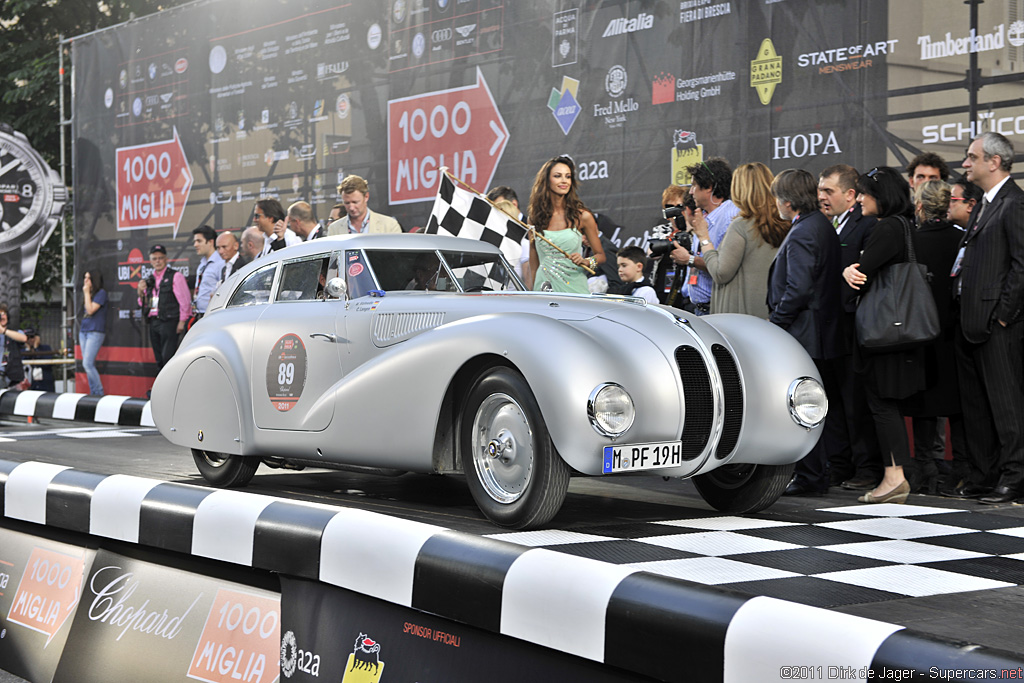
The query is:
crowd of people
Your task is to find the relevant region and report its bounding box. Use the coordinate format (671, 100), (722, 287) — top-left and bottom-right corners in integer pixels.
(21, 133), (1022, 507)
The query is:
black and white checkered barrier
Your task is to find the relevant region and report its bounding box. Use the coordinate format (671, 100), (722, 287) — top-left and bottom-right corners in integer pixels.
(2, 459), (1021, 682)
(0, 390), (154, 426)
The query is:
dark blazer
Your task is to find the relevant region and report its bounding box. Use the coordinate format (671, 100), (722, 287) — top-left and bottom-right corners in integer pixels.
(837, 204), (877, 313)
(958, 178), (1024, 343)
(767, 211), (844, 359)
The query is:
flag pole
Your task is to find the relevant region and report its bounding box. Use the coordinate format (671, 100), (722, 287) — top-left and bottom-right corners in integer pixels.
(439, 168), (596, 276)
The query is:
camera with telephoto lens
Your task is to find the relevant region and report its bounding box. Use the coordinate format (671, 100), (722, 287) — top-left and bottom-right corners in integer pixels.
(648, 225), (685, 257)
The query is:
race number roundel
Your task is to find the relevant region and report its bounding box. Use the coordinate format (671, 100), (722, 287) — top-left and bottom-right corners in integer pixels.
(266, 333), (308, 412)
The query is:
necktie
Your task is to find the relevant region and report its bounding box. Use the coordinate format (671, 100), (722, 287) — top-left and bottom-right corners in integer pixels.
(972, 198), (989, 233)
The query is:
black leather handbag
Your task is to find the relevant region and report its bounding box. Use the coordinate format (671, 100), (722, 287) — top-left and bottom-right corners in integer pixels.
(855, 217), (941, 351)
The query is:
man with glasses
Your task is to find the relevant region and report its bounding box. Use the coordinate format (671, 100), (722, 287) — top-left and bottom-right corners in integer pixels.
(253, 198), (301, 255)
(136, 245), (191, 369)
(946, 132), (1024, 504)
(948, 177), (982, 229)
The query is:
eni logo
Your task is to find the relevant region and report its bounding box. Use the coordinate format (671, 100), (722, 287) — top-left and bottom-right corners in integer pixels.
(750, 38), (782, 105)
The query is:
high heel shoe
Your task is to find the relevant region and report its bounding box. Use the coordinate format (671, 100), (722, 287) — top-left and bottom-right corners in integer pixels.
(858, 480), (910, 504)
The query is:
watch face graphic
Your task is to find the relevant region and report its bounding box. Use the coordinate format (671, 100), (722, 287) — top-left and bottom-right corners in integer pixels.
(0, 139), (47, 248)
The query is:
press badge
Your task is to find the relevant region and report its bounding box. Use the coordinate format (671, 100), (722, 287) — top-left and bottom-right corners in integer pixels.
(150, 290), (160, 316)
(950, 246), (965, 277)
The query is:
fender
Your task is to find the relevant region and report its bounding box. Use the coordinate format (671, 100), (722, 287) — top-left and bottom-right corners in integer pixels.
(317, 312), (686, 475)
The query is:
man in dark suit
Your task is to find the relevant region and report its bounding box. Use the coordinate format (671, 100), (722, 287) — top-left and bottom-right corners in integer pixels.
(818, 164), (882, 491)
(947, 132), (1024, 504)
(769, 169), (844, 495)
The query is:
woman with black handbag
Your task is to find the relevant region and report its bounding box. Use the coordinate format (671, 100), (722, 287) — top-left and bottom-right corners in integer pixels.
(842, 167), (934, 504)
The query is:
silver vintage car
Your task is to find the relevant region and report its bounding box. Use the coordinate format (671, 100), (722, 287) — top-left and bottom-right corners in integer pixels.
(151, 234), (826, 529)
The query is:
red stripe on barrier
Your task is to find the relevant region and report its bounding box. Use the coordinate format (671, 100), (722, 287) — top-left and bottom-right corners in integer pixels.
(73, 345), (157, 364)
(74, 372), (154, 399)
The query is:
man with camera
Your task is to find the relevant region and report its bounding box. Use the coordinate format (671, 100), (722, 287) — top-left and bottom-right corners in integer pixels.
(665, 158), (739, 315)
(649, 186), (696, 309)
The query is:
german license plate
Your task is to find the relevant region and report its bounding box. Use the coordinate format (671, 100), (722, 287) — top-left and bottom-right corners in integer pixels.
(602, 441), (683, 473)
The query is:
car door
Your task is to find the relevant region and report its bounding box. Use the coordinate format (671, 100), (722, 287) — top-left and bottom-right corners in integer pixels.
(250, 253), (345, 431)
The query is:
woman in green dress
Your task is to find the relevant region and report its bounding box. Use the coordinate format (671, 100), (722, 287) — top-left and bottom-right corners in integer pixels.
(527, 156), (606, 293)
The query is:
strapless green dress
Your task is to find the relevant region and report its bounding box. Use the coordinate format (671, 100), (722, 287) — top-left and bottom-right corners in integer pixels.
(533, 228), (589, 294)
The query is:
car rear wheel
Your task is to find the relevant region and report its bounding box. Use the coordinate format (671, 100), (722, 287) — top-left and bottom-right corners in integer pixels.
(192, 449), (259, 488)
(692, 462), (794, 514)
(461, 367), (569, 529)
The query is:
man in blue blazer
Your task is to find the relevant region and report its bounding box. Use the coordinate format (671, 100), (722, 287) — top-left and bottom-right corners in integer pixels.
(769, 169), (844, 495)
(948, 133), (1024, 504)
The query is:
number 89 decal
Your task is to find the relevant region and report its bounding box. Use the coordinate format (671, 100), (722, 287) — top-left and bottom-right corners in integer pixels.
(266, 333), (308, 412)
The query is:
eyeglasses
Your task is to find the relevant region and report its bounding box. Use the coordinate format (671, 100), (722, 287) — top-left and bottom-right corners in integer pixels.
(866, 168), (881, 181)
(949, 197), (970, 202)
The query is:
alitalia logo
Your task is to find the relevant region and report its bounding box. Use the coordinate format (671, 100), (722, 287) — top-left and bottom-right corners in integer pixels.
(602, 13), (653, 37)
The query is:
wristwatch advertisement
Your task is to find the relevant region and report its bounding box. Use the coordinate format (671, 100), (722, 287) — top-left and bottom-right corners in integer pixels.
(0, 123), (67, 320)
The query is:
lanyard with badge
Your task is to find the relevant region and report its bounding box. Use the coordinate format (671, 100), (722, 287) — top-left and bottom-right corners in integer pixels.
(149, 275), (161, 316)
(951, 199), (987, 279)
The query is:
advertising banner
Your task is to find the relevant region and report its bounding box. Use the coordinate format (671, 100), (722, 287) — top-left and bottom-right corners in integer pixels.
(72, 0), (1024, 391)
(279, 575), (651, 682)
(0, 525), (93, 683)
(52, 546), (281, 683)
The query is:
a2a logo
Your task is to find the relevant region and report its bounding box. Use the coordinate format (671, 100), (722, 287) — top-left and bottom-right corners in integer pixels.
(577, 159), (609, 181)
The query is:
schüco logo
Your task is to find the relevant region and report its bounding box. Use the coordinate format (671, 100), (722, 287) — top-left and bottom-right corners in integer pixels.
(602, 12), (653, 37)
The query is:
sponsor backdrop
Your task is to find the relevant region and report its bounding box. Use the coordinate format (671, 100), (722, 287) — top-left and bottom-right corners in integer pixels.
(279, 576), (652, 682)
(72, 0), (1024, 391)
(0, 525), (93, 682)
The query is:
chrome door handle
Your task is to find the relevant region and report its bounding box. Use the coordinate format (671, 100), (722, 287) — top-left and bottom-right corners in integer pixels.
(310, 333), (338, 342)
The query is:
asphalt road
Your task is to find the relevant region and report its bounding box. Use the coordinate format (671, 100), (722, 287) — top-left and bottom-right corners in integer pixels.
(2, 416), (1024, 667)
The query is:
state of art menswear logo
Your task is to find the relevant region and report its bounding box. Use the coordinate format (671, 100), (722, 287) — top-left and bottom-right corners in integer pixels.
(548, 76), (582, 135)
(750, 38), (782, 105)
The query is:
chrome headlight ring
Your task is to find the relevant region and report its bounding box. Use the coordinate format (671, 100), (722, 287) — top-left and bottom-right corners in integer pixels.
(587, 383), (636, 437)
(788, 376), (827, 429)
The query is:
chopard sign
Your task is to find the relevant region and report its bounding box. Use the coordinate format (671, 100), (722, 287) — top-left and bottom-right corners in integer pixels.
(87, 566), (202, 641)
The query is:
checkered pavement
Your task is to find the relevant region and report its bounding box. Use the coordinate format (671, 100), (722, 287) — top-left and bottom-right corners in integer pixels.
(488, 502), (1024, 608)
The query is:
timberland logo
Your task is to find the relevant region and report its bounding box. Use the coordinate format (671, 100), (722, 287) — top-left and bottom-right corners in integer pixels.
(918, 24), (1004, 60)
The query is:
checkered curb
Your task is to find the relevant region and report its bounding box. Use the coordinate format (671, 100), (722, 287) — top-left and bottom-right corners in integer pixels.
(0, 390), (154, 426)
(2, 459), (1020, 682)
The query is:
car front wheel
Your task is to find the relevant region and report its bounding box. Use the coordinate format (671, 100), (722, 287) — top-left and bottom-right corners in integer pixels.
(461, 367), (570, 529)
(192, 448), (259, 488)
(692, 462), (794, 514)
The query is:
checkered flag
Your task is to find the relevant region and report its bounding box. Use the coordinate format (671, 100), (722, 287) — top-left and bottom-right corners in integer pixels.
(425, 172), (528, 264)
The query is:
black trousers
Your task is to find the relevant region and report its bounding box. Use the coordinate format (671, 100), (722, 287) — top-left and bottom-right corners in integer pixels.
(864, 384), (912, 468)
(955, 321), (1024, 489)
(825, 352), (883, 480)
(149, 318), (180, 370)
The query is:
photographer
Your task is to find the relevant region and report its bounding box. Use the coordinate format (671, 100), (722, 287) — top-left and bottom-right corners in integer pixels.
(650, 185), (696, 310)
(666, 158), (739, 316)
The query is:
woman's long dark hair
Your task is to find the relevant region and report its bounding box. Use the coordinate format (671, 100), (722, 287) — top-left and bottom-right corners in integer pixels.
(528, 155), (588, 234)
(855, 166), (913, 218)
(85, 269), (105, 292)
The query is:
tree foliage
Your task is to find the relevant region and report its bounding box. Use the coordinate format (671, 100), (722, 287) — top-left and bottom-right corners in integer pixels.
(0, 0), (184, 164)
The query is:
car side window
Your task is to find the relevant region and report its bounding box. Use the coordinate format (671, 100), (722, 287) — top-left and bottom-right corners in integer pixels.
(227, 264), (277, 307)
(276, 256), (331, 302)
(345, 250), (377, 299)
(362, 250), (457, 292)
(441, 251), (521, 291)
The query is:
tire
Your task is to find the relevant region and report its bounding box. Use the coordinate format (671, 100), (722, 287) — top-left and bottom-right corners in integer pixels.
(192, 448), (259, 488)
(692, 462), (794, 514)
(461, 367), (570, 529)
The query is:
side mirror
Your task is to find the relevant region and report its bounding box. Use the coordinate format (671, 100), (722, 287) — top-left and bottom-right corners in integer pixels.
(325, 277), (347, 300)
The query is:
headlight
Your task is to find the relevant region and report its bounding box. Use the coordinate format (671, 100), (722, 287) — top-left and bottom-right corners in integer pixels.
(588, 383), (635, 437)
(788, 377), (827, 429)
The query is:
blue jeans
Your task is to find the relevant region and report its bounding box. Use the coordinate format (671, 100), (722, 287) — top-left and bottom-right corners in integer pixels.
(79, 330), (105, 395)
